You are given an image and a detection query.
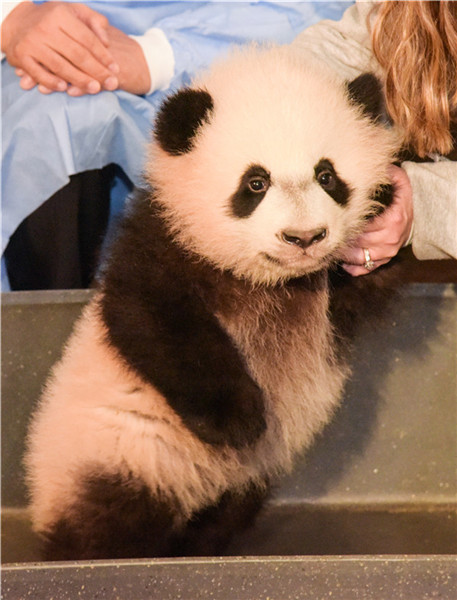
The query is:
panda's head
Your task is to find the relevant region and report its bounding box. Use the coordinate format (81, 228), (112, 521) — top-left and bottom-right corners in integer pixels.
(147, 45), (398, 285)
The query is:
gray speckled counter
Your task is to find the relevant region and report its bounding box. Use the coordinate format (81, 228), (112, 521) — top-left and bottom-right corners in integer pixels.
(2, 284), (457, 599)
(3, 556), (457, 600)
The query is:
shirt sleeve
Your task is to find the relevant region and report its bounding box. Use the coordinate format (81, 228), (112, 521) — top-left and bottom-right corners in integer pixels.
(402, 160), (457, 260)
(129, 27), (174, 95)
(290, 1), (377, 80)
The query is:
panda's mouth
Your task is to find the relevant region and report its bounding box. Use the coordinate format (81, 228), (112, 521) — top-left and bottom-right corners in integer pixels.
(261, 252), (322, 270)
(262, 253), (282, 265)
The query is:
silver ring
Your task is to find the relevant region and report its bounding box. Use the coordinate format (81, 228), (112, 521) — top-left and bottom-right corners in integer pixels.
(363, 248), (375, 271)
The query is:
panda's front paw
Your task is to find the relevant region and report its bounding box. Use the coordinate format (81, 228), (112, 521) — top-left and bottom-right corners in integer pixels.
(187, 380), (266, 449)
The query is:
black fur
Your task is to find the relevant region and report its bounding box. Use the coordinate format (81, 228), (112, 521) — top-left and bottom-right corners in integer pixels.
(347, 73), (390, 124)
(42, 471), (179, 560)
(372, 183), (394, 208)
(176, 480), (269, 556)
(154, 88), (214, 155)
(329, 263), (400, 353)
(100, 190), (266, 449)
(43, 469), (269, 560)
(314, 158), (351, 206)
(369, 182), (394, 221)
(229, 164), (271, 218)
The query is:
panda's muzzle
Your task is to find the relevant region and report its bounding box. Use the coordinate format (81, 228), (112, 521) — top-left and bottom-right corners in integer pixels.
(280, 227), (328, 250)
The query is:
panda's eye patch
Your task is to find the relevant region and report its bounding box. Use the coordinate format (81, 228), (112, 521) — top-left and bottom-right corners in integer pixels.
(314, 158), (350, 206)
(230, 164), (271, 218)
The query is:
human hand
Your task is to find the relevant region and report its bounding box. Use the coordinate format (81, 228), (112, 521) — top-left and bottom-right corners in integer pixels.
(341, 164), (414, 276)
(1, 1), (119, 95)
(63, 25), (151, 97)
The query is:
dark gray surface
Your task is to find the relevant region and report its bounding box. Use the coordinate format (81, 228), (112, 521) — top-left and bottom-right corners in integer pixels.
(1, 285), (457, 597)
(2, 556), (457, 600)
(2, 289), (93, 506)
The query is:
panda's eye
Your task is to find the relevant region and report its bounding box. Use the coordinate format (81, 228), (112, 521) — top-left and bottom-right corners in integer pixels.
(317, 169), (335, 190)
(314, 159), (350, 206)
(248, 178), (268, 193)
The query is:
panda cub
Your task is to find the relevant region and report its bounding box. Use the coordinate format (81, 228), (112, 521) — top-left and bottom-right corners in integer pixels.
(25, 45), (398, 560)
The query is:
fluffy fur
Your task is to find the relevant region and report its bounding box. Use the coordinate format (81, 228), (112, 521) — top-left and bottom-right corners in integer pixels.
(25, 45), (398, 560)
(148, 47), (396, 285)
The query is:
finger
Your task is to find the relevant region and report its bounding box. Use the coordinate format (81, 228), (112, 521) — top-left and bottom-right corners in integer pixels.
(352, 231), (396, 253)
(65, 5), (117, 71)
(362, 197), (408, 235)
(340, 246), (379, 266)
(360, 206), (397, 233)
(388, 163), (412, 194)
(341, 263), (373, 277)
(346, 219), (406, 258)
(341, 246), (387, 268)
(19, 74), (37, 90)
(37, 84), (54, 95)
(350, 229), (404, 261)
(87, 14), (110, 48)
(342, 257), (390, 277)
(71, 3), (110, 47)
(358, 217), (387, 234)
(101, 75), (119, 91)
(63, 27), (118, 75)
(23, 39), (102, 93)
(66, 84), (89, 97)
(15, 68), (25, 76)
(43, 30), (116, 88)
(356, 228), (390, 244)
(20, 55), (68, 92)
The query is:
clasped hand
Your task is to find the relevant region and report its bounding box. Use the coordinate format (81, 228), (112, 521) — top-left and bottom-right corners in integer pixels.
(1, 1), (151, 96)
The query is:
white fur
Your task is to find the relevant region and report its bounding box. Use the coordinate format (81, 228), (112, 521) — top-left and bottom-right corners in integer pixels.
(147, 45), (397, 284)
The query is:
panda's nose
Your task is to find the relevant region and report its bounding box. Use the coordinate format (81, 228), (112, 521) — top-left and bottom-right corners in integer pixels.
(281, 227), (327, 249)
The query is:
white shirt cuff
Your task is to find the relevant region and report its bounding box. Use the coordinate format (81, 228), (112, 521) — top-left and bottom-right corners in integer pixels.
(129, 28), (175, 95)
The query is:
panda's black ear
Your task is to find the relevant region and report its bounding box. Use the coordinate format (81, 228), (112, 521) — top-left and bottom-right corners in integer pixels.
(347, 73), (390, 124)
(154, 88), (214, 155)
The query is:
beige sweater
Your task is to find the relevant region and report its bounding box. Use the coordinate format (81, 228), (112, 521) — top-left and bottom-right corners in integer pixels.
(291, 2), (457, 261)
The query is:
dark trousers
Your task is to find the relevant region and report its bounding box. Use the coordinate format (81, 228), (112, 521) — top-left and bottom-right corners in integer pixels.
(4, 166), (114, 291)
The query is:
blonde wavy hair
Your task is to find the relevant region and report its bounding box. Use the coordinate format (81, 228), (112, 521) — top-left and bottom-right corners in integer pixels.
(371, 1), (457, 157)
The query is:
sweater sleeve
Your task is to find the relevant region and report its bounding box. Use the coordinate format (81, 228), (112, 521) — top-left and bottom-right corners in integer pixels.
(402, 160), (457, 260)
(290, 2), (377, 81)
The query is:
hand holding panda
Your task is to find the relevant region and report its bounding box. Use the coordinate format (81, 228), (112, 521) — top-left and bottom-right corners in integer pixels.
(341, 164), (414, 276)
(25, 45), (399, 560)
